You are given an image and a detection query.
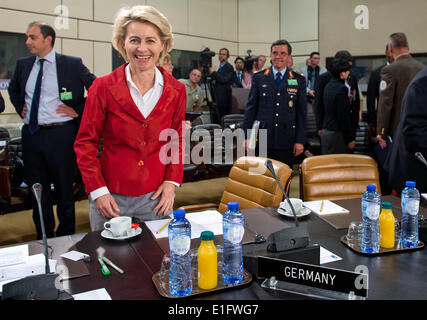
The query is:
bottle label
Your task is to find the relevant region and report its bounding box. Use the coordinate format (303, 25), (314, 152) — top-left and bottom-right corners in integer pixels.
(170, 235), (191, 255)
(405, 200), (419, 216)
(225, 225), (245, 244)
(365, 204), (380, 220)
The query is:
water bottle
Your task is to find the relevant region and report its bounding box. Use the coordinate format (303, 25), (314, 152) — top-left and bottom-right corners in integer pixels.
(400, 181), (420, 248)
(361, 184), (381, 253)
(168, 210), (192, 296)
(222, 202), (244, 285)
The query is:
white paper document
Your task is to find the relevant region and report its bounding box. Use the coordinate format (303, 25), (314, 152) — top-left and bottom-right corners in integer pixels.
(320, 246), (342, 264)
(0, 254), (57, 293)
(145, 210), (223, 239)
(303, 200), (349, 215)
(422, 193), (427, 200)
(60, 250), (90, 262)
(0, 244), (29, 267)
(73, 288), (112, 300)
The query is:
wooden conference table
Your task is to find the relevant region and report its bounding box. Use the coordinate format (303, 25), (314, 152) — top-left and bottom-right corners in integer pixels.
(16, 195), (427, 300)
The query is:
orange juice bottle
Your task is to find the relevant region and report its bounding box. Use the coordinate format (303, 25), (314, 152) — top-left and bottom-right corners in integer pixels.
(379, 202), (395, 249)
(197, 231), (217, 290)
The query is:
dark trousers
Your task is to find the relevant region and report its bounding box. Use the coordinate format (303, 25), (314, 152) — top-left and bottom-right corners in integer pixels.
(267, 148), (294, 169)
(22, 121), (77, 239)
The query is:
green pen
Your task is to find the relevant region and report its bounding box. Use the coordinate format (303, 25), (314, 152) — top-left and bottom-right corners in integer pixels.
(98, 256), (111, 277)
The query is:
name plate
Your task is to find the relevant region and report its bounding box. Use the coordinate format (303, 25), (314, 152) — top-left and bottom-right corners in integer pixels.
(258, 256), (368, 298)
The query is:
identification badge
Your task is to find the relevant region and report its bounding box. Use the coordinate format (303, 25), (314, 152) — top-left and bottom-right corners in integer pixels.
(289, 101), (293, 108)
(60, 91), (73, 101)
(288, 79), (298, 86)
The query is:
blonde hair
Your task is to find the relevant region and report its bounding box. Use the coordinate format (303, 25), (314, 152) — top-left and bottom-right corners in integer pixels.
(112, 5), (173, 63)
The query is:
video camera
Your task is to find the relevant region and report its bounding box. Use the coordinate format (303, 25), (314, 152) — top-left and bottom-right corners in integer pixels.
(244, 49), (258, 72)
(200, 48), (216, 68)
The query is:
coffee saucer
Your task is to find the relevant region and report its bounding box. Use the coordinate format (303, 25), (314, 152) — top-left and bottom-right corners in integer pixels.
(101, 227), (142, 240)
(277, 206), (311, 218)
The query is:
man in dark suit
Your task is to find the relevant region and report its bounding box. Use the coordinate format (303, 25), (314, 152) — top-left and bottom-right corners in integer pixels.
(8, 21), (95, 239)
(377, 33), (424, 148)
(209, 48), (234, 123)
(386, 67), (427, 194)
(233, 56), (244, 88)
(0, 92), (4, 113)
(243, 39), (307, 168)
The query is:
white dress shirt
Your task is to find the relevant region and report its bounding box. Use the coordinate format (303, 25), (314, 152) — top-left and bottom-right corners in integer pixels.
(24, 49), (73, 125)
(90, 66), (179, 201)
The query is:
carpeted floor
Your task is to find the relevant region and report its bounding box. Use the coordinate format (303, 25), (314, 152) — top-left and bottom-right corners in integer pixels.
(0, 170), (300, 247)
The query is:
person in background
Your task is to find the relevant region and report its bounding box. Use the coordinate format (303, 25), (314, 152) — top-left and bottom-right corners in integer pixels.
(179, 68), (210, 112)
(208, 48), (234, 123)
(366, 44), (394, 136)
(243, 39), (306, 168)
(8, 21), (96, 239)
(161, 53), (174, 76)
(256, 55), (266, 71)
(314, 50), (359, 140)
(233, 56), (244, 88)
(74, 5), (186, 230)
(300, 52), (327, 104)
(386, 67), (427, 194)
(241, 56), (257, 89)
(320, 58), (355, 154)
(376, 32), (424, 149)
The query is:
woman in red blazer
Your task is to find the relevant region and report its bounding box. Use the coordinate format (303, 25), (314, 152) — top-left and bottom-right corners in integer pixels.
(74, 6), (186, 228)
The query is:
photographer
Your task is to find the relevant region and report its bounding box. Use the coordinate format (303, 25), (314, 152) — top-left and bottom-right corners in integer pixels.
(241, 56), (258, 89)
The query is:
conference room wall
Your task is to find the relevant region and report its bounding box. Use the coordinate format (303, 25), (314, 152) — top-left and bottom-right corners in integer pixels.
(319, 0), (427, 63)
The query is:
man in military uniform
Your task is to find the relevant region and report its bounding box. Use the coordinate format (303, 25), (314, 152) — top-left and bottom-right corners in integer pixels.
(243, 39), (307, 168)
(377, 32), (424, 148)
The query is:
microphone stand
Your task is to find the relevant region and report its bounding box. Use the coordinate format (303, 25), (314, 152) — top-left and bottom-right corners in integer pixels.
(415, 152), (427, 167)
(32, 183), (50, 274)
(265, 160), (299, 227)
(241, 160), (318, 279)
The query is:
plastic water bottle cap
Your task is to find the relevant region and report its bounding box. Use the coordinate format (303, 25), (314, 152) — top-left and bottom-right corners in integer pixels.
(173, 210), (186, 218)
(381, 202), (393, 209)
(366, 184), (376, 191)
(200, 231), (215, 241)
(406, 181), (416, 188)
(227, 202), (239, 210)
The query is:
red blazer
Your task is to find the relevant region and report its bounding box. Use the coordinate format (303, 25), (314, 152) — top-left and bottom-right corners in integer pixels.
(74, 64), (186, 196)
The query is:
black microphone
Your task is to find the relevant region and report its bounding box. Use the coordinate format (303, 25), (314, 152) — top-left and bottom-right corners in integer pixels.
(31, 183), (50, 274)
(415, 152), (427, 167)
(263, 159), (309, 252)
(265, 159), (299, 227)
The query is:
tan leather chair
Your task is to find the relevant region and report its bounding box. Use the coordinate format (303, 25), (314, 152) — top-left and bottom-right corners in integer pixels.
(178, 156), (293, 213)
(299, 154), (381, 201)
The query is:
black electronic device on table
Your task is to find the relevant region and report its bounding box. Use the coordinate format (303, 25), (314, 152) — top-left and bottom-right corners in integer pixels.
(242, 160), (318, 280)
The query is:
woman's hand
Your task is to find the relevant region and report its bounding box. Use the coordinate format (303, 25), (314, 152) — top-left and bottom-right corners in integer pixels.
(95, 194), (120, 218)
(348, 140), (356, 150)
(151, 182), (176, 216)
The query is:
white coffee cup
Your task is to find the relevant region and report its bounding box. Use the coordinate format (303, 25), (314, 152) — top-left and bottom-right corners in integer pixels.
(104, 216), (132, 237)
(281, 198), (303, 214)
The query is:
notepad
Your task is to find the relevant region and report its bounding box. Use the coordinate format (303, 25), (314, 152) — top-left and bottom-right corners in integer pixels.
(145, 210), (223, 239)
(73, 288), (112, 300)
(303, 200), (349, 215)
